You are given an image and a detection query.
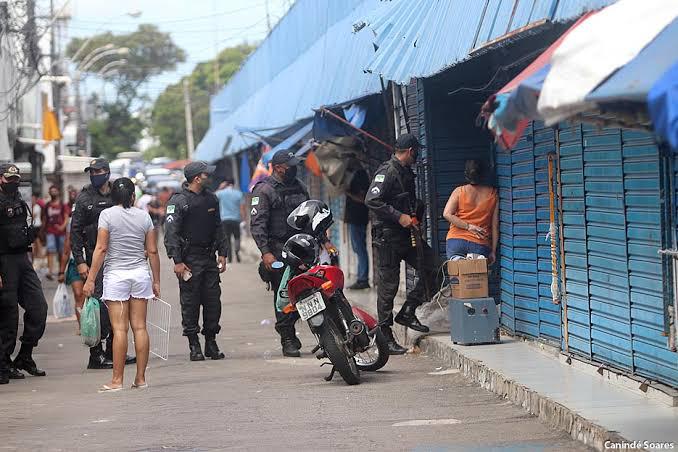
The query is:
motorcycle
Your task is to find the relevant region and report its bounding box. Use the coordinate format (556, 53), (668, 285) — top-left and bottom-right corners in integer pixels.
(278, 201), (390, 385)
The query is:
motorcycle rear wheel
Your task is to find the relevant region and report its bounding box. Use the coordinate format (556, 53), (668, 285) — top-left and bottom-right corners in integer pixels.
(319, 319), (360, 385)
(355, 328), (390, 372)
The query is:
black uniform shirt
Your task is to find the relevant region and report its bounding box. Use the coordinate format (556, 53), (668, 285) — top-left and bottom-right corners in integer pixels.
(70, 184), (114, 266)
(0, 189), (31, 255)
(163, 185), (226, 265)
(365, 156), (416, 230)
(250, 176), (309, 256)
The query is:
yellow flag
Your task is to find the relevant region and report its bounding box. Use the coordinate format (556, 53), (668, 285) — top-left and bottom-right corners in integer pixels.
(42, 108), (62, 142)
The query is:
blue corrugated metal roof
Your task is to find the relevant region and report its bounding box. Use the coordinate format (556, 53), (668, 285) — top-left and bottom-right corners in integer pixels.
(359, 0), (616, 85)
(195, 0), (384, 162)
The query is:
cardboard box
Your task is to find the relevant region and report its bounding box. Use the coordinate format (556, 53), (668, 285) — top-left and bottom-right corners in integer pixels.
(447, 259), (489, 299)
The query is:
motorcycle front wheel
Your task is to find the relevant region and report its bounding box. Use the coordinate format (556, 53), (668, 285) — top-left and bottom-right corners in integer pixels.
(319, 319), (360, 385)
(355, 327), (390, 372)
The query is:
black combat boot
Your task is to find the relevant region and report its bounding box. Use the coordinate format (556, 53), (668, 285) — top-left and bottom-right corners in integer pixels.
(394, 304), (430, 333)
(104, 346), (136, 365)
(13, 344), (46, 377)
(204, 337), (225, 360)
(0, 371), (8, 385)
(381, 326), (407, 355)
(282, 339), (301, 357)
(8, 366), (25, 379)
(188, 335), (205, 361)
(88, 353), (114, 370)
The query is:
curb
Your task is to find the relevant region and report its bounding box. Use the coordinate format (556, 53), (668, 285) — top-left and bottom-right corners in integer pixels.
(393, 324), (640, 452)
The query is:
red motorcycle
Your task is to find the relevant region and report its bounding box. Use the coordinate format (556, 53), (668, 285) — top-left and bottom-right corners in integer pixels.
(279, 201), (389, 385)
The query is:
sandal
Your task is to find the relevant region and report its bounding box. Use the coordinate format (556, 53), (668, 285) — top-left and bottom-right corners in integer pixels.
(131, 382), (148, 389)
(98, 384), (123, 393)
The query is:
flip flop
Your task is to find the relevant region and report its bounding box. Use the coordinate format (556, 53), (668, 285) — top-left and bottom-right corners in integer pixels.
(131, 382), (148, 389)
(98, 384), (123, 393)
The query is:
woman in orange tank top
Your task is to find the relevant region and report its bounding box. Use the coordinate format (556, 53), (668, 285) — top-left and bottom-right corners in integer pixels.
(443, 160), (498, 264)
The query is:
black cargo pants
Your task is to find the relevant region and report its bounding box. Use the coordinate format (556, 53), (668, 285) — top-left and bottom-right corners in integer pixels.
(0, 253), (48, 363)
(178, 250), (222, 338)
(373, 229), (436, 327)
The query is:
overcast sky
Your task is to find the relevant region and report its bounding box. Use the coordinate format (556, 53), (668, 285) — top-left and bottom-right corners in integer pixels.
(40, 0), (291, 105)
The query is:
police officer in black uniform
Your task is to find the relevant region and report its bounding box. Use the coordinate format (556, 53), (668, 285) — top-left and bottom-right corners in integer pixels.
(71, 158), (135, 369)
(0, 163), (48, 383)
(365, 134), (436, 354)
(164, 161), (227, 361)
(250, 150), (313, 357)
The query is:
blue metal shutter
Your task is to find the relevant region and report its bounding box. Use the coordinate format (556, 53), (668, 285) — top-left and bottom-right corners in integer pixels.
(582, 126), (633, 371)
(497, 146), (515, 333)
(624, 131), (678, 386)
(533, 124), (561, 342)
(509, 124), (540, 338)
(559, 124), (592, 357)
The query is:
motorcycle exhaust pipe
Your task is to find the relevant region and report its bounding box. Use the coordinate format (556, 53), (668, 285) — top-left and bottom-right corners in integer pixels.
(349, 319), (366, 336)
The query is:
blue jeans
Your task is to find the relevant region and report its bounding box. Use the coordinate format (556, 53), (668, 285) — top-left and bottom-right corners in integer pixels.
(46, 233), (65, 254)
(349, 223), (369, 282)
(446, 238), (491, 260)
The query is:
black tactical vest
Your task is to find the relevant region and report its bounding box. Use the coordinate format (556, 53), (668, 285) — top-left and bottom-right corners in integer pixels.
(268, 180), (308, 242)
(182, 191), (219, 248)
(0, 192), (31, 253)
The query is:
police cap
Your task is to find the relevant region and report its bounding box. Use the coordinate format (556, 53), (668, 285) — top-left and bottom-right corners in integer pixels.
(84, 158), (110, 173)
(0, 163), (21, 180)
(270, 150), (300, 167)
(184, 161), (216, 181)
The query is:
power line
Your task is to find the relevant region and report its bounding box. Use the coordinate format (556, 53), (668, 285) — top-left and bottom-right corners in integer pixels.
(69, 2), (267, 26)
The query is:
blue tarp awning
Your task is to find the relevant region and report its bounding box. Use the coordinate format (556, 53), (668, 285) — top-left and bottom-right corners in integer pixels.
(586, 18), (678, 103)
(270, 120), (313, 154)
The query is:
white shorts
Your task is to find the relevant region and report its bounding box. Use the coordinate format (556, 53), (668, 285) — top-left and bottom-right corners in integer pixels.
(102, 267), (154, 301)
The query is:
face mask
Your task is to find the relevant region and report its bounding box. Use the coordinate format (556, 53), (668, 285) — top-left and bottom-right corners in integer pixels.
(283, 166), (297, 184)
(90, 173), (110, 189)
(2, 181), (19, 194)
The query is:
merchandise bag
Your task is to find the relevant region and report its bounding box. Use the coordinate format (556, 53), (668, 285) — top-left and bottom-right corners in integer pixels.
(275, 266), (293, 312)
(53, 283), (75, 319)
(80, 297), (101, 347)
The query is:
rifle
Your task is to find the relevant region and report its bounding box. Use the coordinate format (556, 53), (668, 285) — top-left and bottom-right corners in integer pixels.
(390, 161), (433, 302)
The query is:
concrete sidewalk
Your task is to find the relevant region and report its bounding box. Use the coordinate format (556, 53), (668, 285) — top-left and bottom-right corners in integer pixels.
(340, 285), (678, 451)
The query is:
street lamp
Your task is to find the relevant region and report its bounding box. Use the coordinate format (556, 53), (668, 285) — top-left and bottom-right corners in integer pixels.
(80, 47), (130, 73)
(76, 43), (115, 71)
(97, 59), (127, 76)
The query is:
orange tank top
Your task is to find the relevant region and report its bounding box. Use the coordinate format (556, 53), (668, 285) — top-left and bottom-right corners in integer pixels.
(446, 185), (497, 247)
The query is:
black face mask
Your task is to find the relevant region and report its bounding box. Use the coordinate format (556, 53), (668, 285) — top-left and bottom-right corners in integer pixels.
(90, 173), (110, 189)
(283, 166), (297, 184)
(2, 181), (19, 194)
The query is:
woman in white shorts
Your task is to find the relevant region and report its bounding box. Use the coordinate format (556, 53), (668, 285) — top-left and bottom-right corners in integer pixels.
(84, 177), (160, 392)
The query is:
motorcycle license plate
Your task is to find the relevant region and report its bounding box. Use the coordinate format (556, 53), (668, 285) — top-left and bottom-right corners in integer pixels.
(296, 292), (326, 321)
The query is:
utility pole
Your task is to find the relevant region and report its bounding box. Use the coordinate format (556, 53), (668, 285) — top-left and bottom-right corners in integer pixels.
(183, 79), (195, 159)
(213, 0), (220, 94)
(50, 0), (63, 191)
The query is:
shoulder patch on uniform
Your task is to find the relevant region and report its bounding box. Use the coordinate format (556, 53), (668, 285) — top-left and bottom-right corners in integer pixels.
(166, 205), (175, 214)
(251, 197), (259, 206)
(374, 174), (385, 183)
(251, 207), (258, 216)
(371, 186), (380, 195)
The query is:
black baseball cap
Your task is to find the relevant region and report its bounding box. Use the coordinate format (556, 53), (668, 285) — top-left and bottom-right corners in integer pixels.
(395, 133), (421, 151)
(84, 158), (110, 173)
(184, 161), (216, 181)
(0, 163), (21, 180)
(271, 149), (300, 166)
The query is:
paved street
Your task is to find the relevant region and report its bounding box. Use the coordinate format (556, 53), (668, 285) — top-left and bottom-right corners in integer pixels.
(1, 256), (588, 452)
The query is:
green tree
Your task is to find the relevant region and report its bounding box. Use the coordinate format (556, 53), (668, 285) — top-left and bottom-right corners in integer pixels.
(67, 25), (185, 158)
(88, 103), (144, 158)
(67, 24), (186, 108)
(150, 43), (255, 160)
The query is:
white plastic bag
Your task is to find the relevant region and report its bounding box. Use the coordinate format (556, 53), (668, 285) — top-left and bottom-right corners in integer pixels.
(53, 283), (75, 319)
